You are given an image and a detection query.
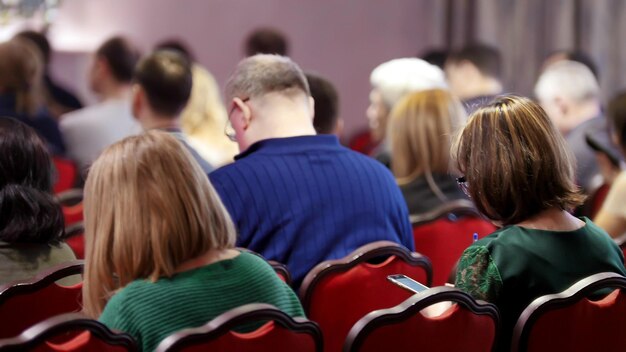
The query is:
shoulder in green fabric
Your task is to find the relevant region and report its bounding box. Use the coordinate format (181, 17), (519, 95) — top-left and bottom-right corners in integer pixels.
(456, 245), (503, 303)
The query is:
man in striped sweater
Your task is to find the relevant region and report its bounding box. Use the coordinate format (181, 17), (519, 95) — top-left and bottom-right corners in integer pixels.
(209, 54), (414, 287)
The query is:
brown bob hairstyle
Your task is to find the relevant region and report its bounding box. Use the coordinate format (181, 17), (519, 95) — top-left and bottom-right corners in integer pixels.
(451, 95), (585, 225)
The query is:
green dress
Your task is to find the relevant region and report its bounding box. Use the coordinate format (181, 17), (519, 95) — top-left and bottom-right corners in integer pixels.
(99, 251), (304, 351)
(456, 217), (626, 351)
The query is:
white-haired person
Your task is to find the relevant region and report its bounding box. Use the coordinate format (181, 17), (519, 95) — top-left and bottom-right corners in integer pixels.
(367, 58), (447, 167)
(534, 60), (617, 192)
(82, 131), (304, 352)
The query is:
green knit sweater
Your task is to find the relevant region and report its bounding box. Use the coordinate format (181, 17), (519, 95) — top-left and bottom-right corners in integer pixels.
(99, 251), (304, 351)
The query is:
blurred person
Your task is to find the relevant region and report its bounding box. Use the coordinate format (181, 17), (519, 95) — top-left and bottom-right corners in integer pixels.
(445, 44), (503, 113)
(0, 118), (76, 285)
(420, 48), (449, 69)
(0, 38), (65, 155)
(306, 72), (342, 136)
(210, 54), (414, 287)
(83, 131), (304, 352)
(542, 49), (600, 81)
(60, 36), (142, 173)
(388, 89), (467, 215)
(367, 58), (447, 167)
(132, 50), (213, 174)
(534, 60), (610, 191)
(155, 39), (238, 167)
(453, 95), (625, 351)
(15, 30), (83, 118)
(245, 27), (289, 56)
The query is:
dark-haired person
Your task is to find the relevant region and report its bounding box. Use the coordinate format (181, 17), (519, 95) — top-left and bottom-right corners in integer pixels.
(244, 27), (289, 56)
(60, 36), (141, 173)
(444, 44), (503, 113)
(0, 38), (65, 155)
(15, 30), (83, 118)
(132, 50), (212, 173)
(452, 95), (626, 350)
(542, 49), (600, 82)
(306, 72), (342, 136)
(0, 118), (76, 285)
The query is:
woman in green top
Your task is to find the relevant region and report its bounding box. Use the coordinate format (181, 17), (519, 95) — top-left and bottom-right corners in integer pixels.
(452, 95), (626, 351)
(82, 131), (304, 351)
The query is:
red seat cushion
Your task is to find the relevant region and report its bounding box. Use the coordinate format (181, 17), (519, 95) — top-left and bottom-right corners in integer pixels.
(52, 157), (78, 194)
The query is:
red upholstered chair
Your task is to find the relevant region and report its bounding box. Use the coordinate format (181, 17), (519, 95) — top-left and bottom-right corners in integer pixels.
(344, 286), (500, 352)
(0, 261), (84, 339)
(56, 189), (84, 227)
(579, 182), (611, 218)
(511, 272), (626, 352)
(0, 313), (138, 351)
(155, 303), (322, 352)
(52, 157), (78, 194)
(299, 241), (432, 352)
(411, 199), (496, 286)
(236, 248), (293, 286)
(63, 223), (85, 259)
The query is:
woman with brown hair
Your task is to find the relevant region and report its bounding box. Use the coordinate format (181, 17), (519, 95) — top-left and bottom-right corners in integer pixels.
(452, 95), (626, 350)
(82, 131), (303, 351)
(388, 89), (467, 215)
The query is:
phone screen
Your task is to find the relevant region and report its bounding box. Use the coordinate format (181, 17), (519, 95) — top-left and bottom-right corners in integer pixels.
(387, 274), (429, 293)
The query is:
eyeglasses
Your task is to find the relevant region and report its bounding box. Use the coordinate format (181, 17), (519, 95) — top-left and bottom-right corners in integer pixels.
(224, 97), (250, 142)
(456, 176), (471, 198)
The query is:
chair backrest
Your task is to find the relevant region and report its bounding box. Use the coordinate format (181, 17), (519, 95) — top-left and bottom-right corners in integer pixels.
(52, 157), (78, 194)
(0, 313), (138, 351)
(56, 189), (84, 227)
(155, 303), (322, 352)
(344, 286), (500, 352)
(299, 241), (432, 352)
(0, 261), (84, 339)
(236, 248), (293, 286)
(63, 223), (85, 259)
(579, 182), (610, 218)
(411, 199), (496, 286)
(511, 272), (626, 352)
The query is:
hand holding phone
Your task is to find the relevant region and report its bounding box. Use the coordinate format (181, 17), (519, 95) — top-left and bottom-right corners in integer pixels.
(387, 274), (429, 293)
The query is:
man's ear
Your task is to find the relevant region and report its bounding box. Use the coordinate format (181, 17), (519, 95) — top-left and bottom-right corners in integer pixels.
(232, 97), (252, 129)
(308, 96), (315, 120)
(131, 84), (143, 120)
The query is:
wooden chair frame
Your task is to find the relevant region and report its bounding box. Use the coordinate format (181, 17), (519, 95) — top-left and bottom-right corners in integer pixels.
(409, 199), (485, 226)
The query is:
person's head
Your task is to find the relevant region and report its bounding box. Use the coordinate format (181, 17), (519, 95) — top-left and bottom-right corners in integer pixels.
(82, 131), (236, 317)
(543, 50), (599, 81)
(0, 117), (63, 244)
(225, 54), (314, 152)
(607, 92), (626, 153)
(389, 89), (466, 197)
(154, 39), (194, 62)
(244, 28), (289, 56)
(132, 50), (192, 127)
(90, 36), (140, 95)
(420, 48), (449, 69)
(534, 60), (601, 134)
(445, 44), (502, 100)
(452, 95), (585, 226)
(0, 39), (44, 115)
(306, 72), (341, 135)
(15, 30), (51, 66)
(368, 58), (447, 142)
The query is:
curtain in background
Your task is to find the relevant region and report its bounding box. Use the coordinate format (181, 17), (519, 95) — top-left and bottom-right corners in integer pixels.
(441, 0), (626, 103)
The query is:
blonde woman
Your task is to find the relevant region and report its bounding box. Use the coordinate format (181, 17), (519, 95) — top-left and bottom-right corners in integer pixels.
(388, 89), (467, 215)
(82, 131), (303, 351)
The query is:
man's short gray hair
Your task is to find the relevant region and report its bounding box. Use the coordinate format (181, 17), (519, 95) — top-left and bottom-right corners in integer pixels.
(225, 54), (310, 101)
(534, 60), (600, 103)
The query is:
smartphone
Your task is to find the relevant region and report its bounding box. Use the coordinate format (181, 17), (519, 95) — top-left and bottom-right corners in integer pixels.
(585, 132), (621, 168)
(387, 274), (429, 293)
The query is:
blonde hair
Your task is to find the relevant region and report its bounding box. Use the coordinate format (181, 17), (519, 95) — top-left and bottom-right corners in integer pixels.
(389, 89), (466, 200)
(82, 131), (236, 317)
(0, 39), (43, 115)
(451, 95), (585, 225)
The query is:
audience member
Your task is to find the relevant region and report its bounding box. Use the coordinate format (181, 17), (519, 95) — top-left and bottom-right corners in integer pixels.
(60, 36), (141, 173)
(368, 58), (447, 167)
(0, 117), (75, 285)
(132, 50), (213, 174)
(452, 95), (625, 351)
(15, 30), (83, 118)
(306, 72), (342, 136)
(445, 44), (503, 113)
(83, 131), (304, 351)
(388, 89), (467, 215)
(420, 48), (449, 69)
(542, 49), (600, 81)
(210, 55), (414, 287)
(594, 92), (626, 238)
(155, 39), (238, 167)
(245, 27), (289, 56)
(534, 60), (611, 191)
(0, 38), (65, 155)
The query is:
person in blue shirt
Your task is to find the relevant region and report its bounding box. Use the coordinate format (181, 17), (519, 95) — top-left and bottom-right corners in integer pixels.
(209, 54), (414, 287)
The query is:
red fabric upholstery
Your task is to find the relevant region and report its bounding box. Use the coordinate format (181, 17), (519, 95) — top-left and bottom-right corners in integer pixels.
(62, 203), (84, 227)
(52, 157), (78, 194)
(347, 129), (378, 155)
(525, 289), (626, 351)
(413, 216), (496, 286)
(38, 331), (133, 352)
(590, 183), (610, 218)
(302, 247), (431, 352)
(66, 234), (85, 259)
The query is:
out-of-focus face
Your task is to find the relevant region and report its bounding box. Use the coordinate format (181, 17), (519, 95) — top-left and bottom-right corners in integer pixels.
(88, 56), (104, 95)
(538, 98), (569, 135)
(366, 88), (389, 142)
(444, 61), (469, 100)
